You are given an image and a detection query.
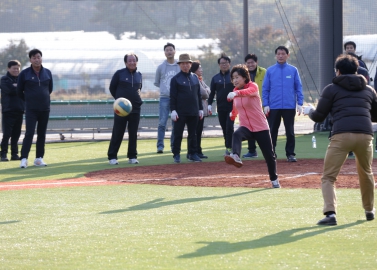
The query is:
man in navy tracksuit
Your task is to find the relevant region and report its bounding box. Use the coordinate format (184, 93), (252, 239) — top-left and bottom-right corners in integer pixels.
(17, 49), (53, 168)
(208, 53), (234, 156)
(107, 53), (143, 165)
(1, 60), (24, 162)
(170, 53), (203, 163)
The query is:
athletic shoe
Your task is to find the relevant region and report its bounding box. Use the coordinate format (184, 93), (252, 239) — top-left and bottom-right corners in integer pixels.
(348, 151), (354, 157)
(1, 155), (9, 162)
(375, 149), (377, 153)
(271, 179), (281, 188)
(34, 157), (47, 167)
(317, 215), (337, 226)
(157, 149), (163, 154)
(128, 159), (139, 164)
(287, 155), (297, 162)
(109, 159), (119, 165)
(173, 154), (180, 163)
(11, 155), (21, 160)
(242, 151), (258, 158)
(188, 154), (202, 162)
(20, 158), (28, 168)
(197, 153), (208, 159)
(366, 208), (375, 221)
(224, 153), (243, 168)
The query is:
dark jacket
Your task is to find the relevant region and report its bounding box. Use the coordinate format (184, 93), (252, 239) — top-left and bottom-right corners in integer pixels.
(170, 71), (202, 116)
(308, 74), (377, 136)
(17, 65), (53, 111)
(109, 67), (143, 114)
(208, 70), (234, 112)
(1, 72), (24, 113)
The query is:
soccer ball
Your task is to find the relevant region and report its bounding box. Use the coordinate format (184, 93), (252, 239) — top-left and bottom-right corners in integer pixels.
(113, 97), (132, 117)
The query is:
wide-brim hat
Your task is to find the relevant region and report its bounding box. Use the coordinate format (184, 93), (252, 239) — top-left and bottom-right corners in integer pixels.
(177, 53), (193, 64)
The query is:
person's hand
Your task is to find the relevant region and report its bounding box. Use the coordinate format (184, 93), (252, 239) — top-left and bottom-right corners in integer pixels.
(208, 105), (212, 115)
(297, 105), (303, 116)
(227, 92), (237, 101)
(199, 110), (203, 120)
(264, 106), (270, 117)
(303, 104), (315, 115)
(229, 112), (236, 121)
(171, 110), (179, 121)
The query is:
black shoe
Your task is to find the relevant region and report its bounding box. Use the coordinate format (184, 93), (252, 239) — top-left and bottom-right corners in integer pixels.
(11, 155), (21, 160)
(366, 209), (375, 221)
(1, 156), (9, 162)
(287, 155), (297, 162)
(317, 215), (337, 226)
(348, 151), (354, 157)
(157, 149), (163, 154)
(173, 154), (180, 163)
(188, 154), (202, 162)
(197, 153), (208, 159)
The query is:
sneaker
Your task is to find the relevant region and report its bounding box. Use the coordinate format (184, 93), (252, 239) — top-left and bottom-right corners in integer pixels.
(128, 159), (139, 164)
(224, 153), (243, 168)
(366, 208), (375, 221)
(173, 154), (180, 163)
(109, 159), (119, 165)
(287, 155), (297, 162)
(157, 149), (163, 154)
(224, 148), (231, 156)
(1, 155), (9, 162)
(197, 153), (208, 159)
(11, 155), (21, 160)
(243, 151), (258, 158)
(375, 149), (377, 153)
(348, 151), (354, 157)
(188, 154), (202, 162)
(317, 215), (337, 226)
(20, 158), (28, 168)
(34, 157), (47, 167)
(271, 179), (281, 188)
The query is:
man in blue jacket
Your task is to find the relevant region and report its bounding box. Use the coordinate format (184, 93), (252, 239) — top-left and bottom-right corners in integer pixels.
(17, 49), (53, 168)
(1, 60), (24, 161)
(262, 46), (303, 162)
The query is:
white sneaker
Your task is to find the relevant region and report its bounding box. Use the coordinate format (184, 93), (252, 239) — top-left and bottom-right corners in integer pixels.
(109, 159), (119, 165)
(34, 157), (47, 166)
(20, 158), (28, 168)
(128, 158), (139, 164)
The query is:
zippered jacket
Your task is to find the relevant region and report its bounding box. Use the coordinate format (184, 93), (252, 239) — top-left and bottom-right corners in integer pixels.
(109, 67), (143, 113)
(208, 70), (234, 112)
(262, 62), (303, 109)
(17, 65), (53, 111)
(1, 72), (24, 113)
(170, 71), (202, 116)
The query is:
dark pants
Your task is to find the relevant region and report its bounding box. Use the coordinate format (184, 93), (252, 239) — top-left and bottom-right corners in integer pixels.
(217, 110), (234, 149)
(1, 111), (23, 156)
(172, 115), (198, 156)
(247, 139), (257, 153)
(21, 110), (50, 159)
(267, 109), (296, 157)
(232, 127), (278, 181)
(196, 116), (205, 154)
(108, 113), (140, 160)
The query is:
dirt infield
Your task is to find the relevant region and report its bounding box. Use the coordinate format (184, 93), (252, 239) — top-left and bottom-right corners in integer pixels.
(1, 159), (374, 191)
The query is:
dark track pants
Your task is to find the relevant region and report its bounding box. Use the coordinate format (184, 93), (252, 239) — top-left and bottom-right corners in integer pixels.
(172, 115), (198, 156)
(217, 110), (234, 149)
(1, 112), (23, 156)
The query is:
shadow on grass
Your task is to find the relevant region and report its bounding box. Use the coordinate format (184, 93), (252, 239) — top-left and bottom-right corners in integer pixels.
(99, 189), (266, 214)
(178, 220), (366, 258)
(0, 220), (20, 225)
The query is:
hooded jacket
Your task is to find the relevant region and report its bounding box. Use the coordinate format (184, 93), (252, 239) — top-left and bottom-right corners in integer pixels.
(308, 74), (377, 136)
(154, 60), (180, 98)
(1, 72), (24, 113)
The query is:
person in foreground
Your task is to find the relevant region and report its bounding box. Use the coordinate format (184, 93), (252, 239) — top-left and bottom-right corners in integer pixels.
(304, 54), (377, 225)
(225, 64), (280, 188)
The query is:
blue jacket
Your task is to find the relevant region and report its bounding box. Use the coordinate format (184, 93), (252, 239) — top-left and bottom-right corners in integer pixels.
(109, 67), (143, 114)
(208, 70), (234, 112)
(170, 71), (202, 116)
(17, 65), (53, 111)
(262, 62), (303, 109)
(1, 72), (24, 113)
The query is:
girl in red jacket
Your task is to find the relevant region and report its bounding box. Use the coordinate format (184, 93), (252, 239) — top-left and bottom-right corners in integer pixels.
(225, 64), (280, 188)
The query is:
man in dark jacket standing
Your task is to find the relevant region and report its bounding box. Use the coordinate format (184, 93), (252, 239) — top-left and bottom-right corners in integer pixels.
(170, 53), (203, 163)
(17, 49), (53, 168)
(107, 53), (143, 165)
(208, 53), (234, 156)
(304, 54), (377, 226)
(1, 60), (24, 161)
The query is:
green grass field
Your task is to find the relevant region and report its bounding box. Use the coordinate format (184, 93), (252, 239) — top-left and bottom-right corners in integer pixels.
(1, 133), (377, 269)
